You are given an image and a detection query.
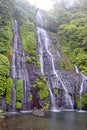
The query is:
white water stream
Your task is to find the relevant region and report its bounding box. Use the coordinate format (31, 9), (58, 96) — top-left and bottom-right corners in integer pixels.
(36, 10), (73, 110)
(11, 20), (30, 110)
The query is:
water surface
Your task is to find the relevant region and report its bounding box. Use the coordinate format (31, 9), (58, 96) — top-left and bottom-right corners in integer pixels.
(0, 111), (87, 130)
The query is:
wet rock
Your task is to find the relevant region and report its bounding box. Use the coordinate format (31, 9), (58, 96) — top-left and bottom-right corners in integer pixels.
(32, 109), (45, 116)
(52, 37), (58, 44)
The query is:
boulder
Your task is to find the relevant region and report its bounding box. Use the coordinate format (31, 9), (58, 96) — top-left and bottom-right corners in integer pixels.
(32, 109), (45, 117)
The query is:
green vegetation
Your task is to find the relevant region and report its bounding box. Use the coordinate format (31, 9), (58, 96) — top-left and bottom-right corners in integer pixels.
(0, 109), (3, 119)
(0, 54), (10, 99)
(59, 57), (74, 70)
(29, 94), (32, 101)
(54, 88), (58, 96)
(26, 55), (40, 69)
(0, 0), (13, 54)
(47, 0), (87, 75)
(33, 75), (49, 110)
(16, 79), (23, 109)
(33, 75), (49, 100)
(15, 0), (37, 55)
(6, 78), (13, 105)
(26, 56), (32, 63)
(43, 102), (49, 110)
(20, 22), (36, 56)
(0, 54), (10, 76)
(16, 102), (22, 110)
(16, 79), (23, 101)
(0, 0), (13, 102)
(15, 0), (39, 68)
(76, 94), (87, 110)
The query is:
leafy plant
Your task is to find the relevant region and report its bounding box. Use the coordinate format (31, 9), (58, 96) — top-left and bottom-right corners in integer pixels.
(76, 94), (87, 110)
(0, 54), (10, 99)
(6, 78), (13, 105)
(16, 102), (22, 110)
(16, 79), (23, 102)
(33, 75), (49, 100)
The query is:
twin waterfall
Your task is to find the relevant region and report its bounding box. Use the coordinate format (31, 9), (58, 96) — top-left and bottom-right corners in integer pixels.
(10, 11), (87, 111)
(11, 20), (30, 111)
(36, 10), (73, 110)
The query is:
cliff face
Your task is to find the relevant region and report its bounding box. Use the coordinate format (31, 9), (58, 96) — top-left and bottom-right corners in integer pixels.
(0, 0), (87, 112)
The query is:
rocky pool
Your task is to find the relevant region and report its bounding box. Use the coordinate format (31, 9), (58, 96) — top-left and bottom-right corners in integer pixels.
(0, 111), (87, 130)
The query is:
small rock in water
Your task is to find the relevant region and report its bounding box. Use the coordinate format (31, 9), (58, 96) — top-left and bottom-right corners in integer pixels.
(32, 109), (45, 117)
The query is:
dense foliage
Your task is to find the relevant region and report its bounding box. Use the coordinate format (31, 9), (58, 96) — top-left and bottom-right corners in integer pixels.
(77, 94), (87, 110)
(16, 79), (23, 109)
(0, 0), (13, 102)
(0, 0), (87, 111)
(33, 75), (49, 100)
(0, 54), (10, 99)
(33, 75), (49, 110)
(47, 0), (87, 74)
(6, 78), (13, 105)
(0, 0), (13, 54)
(15, 0), (39, 68)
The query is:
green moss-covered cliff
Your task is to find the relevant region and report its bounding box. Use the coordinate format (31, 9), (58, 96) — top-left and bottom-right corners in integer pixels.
(0, 0), (87, 111)
(46, 0), (87, 75)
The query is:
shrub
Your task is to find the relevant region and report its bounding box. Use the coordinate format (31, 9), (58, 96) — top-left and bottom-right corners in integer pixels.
(0, 54), (10, 99)
(0, 54), (10, 76)
(43, 102), (49, 110)
(54, 89), (58, 96)
(26, 56), (31, 63)
(6, 78), (13, 105)
(33, 75), (49, 100)
(16, 102), (22, 110)
(29, 94), (32, 101)
(16, 79), (23, 102)
(76, 94), (87, 110)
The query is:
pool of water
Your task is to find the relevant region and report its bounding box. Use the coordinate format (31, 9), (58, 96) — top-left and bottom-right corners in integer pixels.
(0, 111), (87, 130)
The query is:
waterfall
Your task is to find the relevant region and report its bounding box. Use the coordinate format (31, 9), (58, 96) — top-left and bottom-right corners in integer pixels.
(36, 10), (73, 110)
(74, 65), (79, 74)
(74, 65), (87, 110)
(80, 74), (87, 110)
(10, 20), (30, 111)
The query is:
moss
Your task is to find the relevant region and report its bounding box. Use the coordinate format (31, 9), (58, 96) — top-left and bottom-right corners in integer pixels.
(0, 109), (3, 119)
(6, 78), (13, 105)
(76, 94), (87, 110)
(37, 61), (41, 70)
(0, 76), (7, 99)
(20, 21), (37, 56)
(0, 0), (13, 54)
(16, 79), (23, 102)
(76, 96), (81, 109)
(54, 89), (58, 96)
(0, 54), (10, 76)
(16, 102), (22, 110)
(43, 102), (49, 110)
(33, 75), (49, 100)
(6, 46), (13, 61)
(29, 94), (32, 101)
(59, 58), (74, 71)
(0, 54), (10, 99)
(26, 56), (32, 63)
(81, 94), (87, 109)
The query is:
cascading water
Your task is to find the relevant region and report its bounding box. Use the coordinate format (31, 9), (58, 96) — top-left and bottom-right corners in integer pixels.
(10, 20), (30, 111)
(74, 65), (79, 74)
(75, 65), (87, 110)
(79, 74), (87, 110)
(36, 10), (73, 110)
